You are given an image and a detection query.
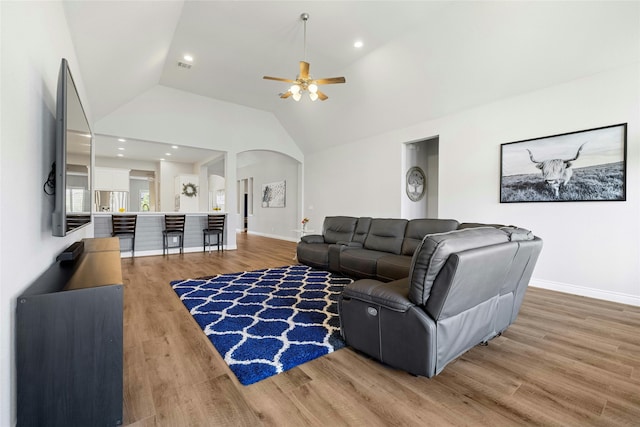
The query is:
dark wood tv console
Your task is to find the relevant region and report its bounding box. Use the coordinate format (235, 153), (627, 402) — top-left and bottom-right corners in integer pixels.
(16, 237), (123, 426)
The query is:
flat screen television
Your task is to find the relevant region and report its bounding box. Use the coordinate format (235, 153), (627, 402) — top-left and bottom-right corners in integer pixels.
(52, 58), (92, 237)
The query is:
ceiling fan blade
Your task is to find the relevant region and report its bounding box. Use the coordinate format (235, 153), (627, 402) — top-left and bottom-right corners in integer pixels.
(263, 76), (295, 83)
(316, 90), (328, 101)
(314, 77), (346, 85)
(280, 91), (292, 99)
(299, 61), (310, 79)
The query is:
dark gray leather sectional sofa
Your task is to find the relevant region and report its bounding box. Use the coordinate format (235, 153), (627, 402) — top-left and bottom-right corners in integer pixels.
(297, 216), (460, 281)
(296, 216), (543, 378)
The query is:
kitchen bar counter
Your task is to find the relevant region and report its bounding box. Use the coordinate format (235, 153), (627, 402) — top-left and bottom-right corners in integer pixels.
(94, 212), (228, 257)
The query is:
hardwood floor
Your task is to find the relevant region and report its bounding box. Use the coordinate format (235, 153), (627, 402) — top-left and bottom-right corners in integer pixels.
(121, 233), (640, 426)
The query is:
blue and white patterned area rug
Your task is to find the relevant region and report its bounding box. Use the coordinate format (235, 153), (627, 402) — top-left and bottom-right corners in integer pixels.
(170, 265), (353, 386)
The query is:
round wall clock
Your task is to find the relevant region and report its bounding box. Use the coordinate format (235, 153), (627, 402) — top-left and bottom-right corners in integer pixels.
(406, 166), (426, 202)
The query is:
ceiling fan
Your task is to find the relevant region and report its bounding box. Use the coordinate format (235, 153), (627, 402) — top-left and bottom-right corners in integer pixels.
(263, 13), (346, 102)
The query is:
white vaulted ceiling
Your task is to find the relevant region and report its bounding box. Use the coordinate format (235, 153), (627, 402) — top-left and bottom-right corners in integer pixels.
(63, 1), (640, 154)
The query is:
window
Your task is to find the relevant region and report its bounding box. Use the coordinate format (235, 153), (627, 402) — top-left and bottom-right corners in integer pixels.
(139, 189), (150, 211)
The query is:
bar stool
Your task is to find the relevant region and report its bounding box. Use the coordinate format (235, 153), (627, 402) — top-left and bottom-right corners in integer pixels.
(203, 214), (225, 252)
(163, 214), (186, 255)
(111, 214), (137, 257)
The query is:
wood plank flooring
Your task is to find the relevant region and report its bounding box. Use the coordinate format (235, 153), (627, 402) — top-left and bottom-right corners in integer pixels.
(121, 233), (640, 426)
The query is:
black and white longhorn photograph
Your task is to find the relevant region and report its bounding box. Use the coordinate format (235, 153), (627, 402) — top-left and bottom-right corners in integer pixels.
(500, 123), (627, 203)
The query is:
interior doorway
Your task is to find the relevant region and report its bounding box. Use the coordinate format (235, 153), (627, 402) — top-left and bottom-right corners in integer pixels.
(243, 193), (248, 231)
(402, 137), (439, 219)
(237, 178), (252, 232)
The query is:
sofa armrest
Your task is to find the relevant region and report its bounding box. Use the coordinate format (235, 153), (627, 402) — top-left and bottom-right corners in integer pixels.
(300, 234), (325, 244)
(346, 242), (363, 248)
(499, 226), (533, 241)
(332, 241), (364, 248)
(342, 278), (414, 312)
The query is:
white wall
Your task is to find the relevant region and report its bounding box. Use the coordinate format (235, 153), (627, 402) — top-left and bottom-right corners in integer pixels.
(237, 151), (301, 241)
(305, 63), (640, 306)
(305, 140), (403, 220)
(424, 141), (439, 218)
(0, 2), (94, 425)
(95, 85), (303, 161)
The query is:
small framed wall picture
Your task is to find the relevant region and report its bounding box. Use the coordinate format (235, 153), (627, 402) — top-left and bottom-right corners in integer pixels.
(261, 180), (286, 208)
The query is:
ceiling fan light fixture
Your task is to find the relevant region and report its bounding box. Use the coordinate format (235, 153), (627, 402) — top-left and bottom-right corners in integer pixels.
(263, 12), (346, 102)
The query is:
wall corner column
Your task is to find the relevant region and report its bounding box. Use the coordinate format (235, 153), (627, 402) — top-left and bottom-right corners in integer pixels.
(225, 152), (238, 249)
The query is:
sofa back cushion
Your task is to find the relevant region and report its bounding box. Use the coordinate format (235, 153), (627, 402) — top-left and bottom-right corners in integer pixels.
(401, 219), (460, 256)
(424, 242), (519, 320)
(457, 222), (504, 230)
(352, 217), (372, 245)
(363, 219), (408, 255)
(408, 227), (509, 306)
(323, 216), (358, 244)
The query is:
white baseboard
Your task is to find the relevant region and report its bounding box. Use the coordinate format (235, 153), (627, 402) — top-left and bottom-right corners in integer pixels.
(246, 230), (299, 243)
(530, 278), (640, 307)
(119, 245), (237, 258)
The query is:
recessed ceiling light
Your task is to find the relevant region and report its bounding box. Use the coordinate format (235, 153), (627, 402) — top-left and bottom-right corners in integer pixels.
(117, 147), (125, 151)
(354, 40), (363, 48)
(117, 138), (126, 142)
(172, 145), (178, 149)
(117, 153), (124, 157)
(183, 54), (193, 62)
(160, 158), (165, 161)
(165, 152), (172, 156)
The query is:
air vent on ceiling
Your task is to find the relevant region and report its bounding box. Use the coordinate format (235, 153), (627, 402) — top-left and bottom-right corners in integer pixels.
(177, 61), (192, 69)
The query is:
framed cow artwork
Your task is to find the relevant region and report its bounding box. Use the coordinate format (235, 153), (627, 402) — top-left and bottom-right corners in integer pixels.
(500, 123), (627, 203)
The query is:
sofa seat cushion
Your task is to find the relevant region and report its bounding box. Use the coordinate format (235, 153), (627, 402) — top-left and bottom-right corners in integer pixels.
(340, 248), (390, 279)
(296, 242), (331, 269)
(376, 254), (412, 282)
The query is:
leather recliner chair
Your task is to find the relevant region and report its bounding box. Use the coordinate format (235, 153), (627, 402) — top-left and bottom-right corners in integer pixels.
(296, 216), (360, 269)
(338, 226), (543, 378)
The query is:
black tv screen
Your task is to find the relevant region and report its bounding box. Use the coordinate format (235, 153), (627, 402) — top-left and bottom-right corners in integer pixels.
(52, 58), (92, 237)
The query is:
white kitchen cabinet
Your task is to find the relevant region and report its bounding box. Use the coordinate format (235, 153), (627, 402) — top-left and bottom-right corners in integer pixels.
(95, 167), (130, 192)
